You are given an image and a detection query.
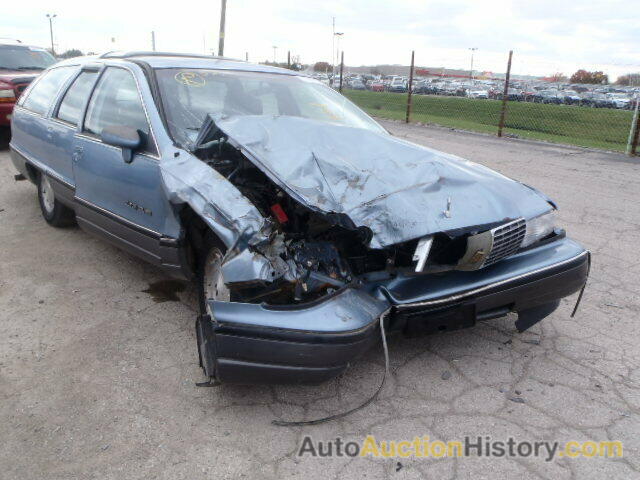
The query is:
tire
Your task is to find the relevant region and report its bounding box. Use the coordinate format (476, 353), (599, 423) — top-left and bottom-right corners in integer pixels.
(196, 233), (230, 315)
(37, 173), (75, 227)
(195, 232), (229, 383)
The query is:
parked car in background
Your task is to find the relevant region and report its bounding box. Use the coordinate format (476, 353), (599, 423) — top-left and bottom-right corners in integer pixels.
(369, 80), (385, 92)
(607, 93), (631, 109)
(492, 88), (523, 102)
(0, 39), (56, 127)
(521, 88), (537, 102)
(488, 87), (502, 100)
(413, 80), (437, 95)
(537, 90), (564, 104)
(467, 89), (489, 99)
(581, 93), (616, 109)
(349, 78), (366, 90)
(562, 91), (582, 105)
(9, 52), (589, 385)
(387, 76), (407, 93)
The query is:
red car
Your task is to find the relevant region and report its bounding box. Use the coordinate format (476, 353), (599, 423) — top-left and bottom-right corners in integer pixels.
(0, 40), (56, 127)
(369, 81), (385, 92)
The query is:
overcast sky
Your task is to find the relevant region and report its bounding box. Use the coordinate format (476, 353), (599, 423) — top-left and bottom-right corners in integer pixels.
(3, 1), (639, 79)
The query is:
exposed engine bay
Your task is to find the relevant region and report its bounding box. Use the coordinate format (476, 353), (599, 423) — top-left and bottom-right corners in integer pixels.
(192, 132), (525, 305)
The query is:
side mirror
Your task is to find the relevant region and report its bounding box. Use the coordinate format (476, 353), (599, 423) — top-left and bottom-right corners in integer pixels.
(101, 125), (142, 163)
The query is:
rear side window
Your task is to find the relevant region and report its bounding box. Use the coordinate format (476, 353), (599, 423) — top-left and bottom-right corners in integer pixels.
(84, 68), (149, 137)
(22, 67), (74, 115)
(56, 71), (97, 125)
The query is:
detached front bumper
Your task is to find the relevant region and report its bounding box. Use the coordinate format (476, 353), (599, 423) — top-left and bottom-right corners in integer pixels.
(202, 237), (589, 384)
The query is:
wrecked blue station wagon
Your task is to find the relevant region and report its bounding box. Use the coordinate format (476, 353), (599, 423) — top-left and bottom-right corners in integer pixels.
(9, 52), (589, 384)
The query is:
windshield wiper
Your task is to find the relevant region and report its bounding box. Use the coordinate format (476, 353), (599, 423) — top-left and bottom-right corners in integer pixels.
(15, 66), (45, 71)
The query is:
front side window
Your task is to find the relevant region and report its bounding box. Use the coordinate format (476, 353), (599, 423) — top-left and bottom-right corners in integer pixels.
(56, 71), (97, 125)
(155, 69), (386, 146)
(22, 67), (75, 115)
(84, 68), (149, 137)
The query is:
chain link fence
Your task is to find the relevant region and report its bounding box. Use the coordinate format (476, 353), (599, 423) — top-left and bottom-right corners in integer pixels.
(331, 51), (640, 154)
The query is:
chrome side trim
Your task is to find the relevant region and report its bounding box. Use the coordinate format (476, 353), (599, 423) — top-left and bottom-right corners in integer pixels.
(12, 105), (40, 118)
(49, 117), (77, 130)
(74, 196), (162, 238)
(395, 250), (589, 310)
(46, 171), (74, 190)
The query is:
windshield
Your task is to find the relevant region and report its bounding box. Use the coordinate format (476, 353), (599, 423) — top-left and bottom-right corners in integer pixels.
(0, 46), (56, 70)
(156, 68), (386, 145)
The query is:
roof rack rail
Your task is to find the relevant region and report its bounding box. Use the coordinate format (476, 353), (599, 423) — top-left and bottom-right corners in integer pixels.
(98, 51), (235, 60)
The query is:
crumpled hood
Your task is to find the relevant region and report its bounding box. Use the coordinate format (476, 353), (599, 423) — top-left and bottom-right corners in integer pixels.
(211, 115), (552, 248)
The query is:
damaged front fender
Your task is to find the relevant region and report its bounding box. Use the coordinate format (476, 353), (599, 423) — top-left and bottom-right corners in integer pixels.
(159, 151), (270, 248)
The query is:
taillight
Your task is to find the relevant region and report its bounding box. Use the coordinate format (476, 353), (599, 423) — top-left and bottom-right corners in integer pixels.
(0, 88), (16, 103)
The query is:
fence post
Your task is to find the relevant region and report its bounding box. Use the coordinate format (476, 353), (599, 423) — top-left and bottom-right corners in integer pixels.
(406, 50), (415, 123)
(626, 94), (640, 156)
(339, 51), (344, 93)
(498, 50), (513, 137)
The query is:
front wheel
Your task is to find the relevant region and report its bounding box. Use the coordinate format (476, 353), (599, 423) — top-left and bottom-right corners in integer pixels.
(195, 233), (229, 383)
(197, 235), (230, 315)
(37, 173), (75, 227)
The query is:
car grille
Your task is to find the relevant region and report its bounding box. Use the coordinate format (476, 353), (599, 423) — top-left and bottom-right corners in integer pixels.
(484, 218), (526, 266)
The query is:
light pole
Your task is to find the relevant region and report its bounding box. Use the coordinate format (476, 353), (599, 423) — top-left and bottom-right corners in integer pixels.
(272, 45), (277, 63)
(335, 32), (344, 63)
(468, 47), (478, 82)
(46, 14), (57, 56)
(334, 32), (343, 83)
(218, 0), (227, 56)
(331, 17), (335, 77)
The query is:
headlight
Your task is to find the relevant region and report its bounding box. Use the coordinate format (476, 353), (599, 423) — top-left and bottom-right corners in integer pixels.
(0, 88), (16, 103)
(522, 210), (556, 247)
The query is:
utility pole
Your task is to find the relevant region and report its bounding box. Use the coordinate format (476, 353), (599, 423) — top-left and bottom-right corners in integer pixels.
(151, 31), (156, 52)
(498, 50), (513, 138)
(335, 32), (344, 67)
(334, 32), (343, 85)
(46, 14), (57, 56)
(218, 0), (227, 56)
(469, 47), (478, 82)
(339, 51), (344, 93)
(272, 45), (277, 63)
(406, 50), (415, 123)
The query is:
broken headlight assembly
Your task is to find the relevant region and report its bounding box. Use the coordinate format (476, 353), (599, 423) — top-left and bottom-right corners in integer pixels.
(522, 210), (557, 247)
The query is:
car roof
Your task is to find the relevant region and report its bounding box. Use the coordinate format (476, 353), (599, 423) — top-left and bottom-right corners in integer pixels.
(0, 40), (49, 50)
(54, 51), (302, 77)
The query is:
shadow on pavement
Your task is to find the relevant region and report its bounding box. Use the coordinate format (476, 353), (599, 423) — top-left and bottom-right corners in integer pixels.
(0, 127), (10, 151)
